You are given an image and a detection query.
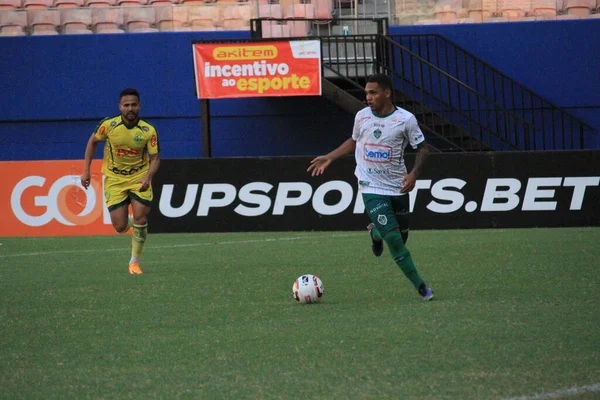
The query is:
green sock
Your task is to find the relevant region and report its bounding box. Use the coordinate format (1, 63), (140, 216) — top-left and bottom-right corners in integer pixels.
(131, 223), (148, 261)
(384, 231), (424, 290)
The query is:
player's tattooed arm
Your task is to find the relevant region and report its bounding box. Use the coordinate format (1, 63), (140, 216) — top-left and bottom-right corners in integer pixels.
(401, 144), (429, 193)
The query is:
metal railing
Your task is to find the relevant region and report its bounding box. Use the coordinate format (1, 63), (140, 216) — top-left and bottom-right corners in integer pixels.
(389, 34), (595, 150)
(380, 34), (538, 151)
(237, 22), (595, 151)
(321, 33), (538, 151)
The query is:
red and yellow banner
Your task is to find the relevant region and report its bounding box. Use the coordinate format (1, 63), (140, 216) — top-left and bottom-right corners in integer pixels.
(193, 40), (322, 99)
(0, 160), (120, 237)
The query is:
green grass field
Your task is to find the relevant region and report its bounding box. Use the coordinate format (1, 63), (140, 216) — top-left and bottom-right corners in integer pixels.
(1, 228), (599, 400)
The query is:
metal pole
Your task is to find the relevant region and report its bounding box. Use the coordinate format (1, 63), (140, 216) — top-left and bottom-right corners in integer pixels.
(200, 99), (211, 158)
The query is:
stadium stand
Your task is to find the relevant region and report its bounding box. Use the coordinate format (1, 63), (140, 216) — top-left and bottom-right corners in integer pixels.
(261, 19), (290, 36)
(258, 2), (282, 18)
(501, 0), (529, 20)
(123, 6), (158, 31)
(221, 3), (252, 29)
(0, 9), (26, 34)
(312, 0), (333, 19)
(28, 7), (59, 33)
(0, 0), (23, 9)
(23, 0), (53, 9)
(61, 7), (93, 32)
(120, 0), (148, 7)
(55, 0), (84, 6)
(92, 7), (125, 32)
(433, 0), (460, 23)
(530, 0), (557, 16)
(187, 4), (219, 30)
(0, 0), (599, 35)
(285, 2), (313, 36)
(564, 0), (595, 16)
(154, 4), (189, 30)
(86, 0), (117, 7)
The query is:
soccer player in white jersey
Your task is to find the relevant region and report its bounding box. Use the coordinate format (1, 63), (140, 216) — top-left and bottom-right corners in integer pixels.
(308, 74), (434, 301)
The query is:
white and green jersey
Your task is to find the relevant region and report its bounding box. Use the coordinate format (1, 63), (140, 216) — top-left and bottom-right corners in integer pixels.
(352, 106), (426, 195)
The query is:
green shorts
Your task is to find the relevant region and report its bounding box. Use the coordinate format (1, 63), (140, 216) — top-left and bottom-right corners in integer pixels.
(104, 173), (153, 212)
(362, 193), (410, 237)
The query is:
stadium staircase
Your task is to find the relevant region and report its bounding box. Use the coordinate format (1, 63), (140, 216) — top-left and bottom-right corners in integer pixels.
(260, 19), (596, 152)
(321, 30), (594, 151)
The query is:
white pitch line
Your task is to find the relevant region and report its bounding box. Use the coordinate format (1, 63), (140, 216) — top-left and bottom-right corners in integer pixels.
(503, 383), (600, 400)
(0, 233), (362, 259)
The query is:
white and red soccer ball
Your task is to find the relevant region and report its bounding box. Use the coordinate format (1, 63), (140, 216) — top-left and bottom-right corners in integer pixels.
(293, 274), (324, 304)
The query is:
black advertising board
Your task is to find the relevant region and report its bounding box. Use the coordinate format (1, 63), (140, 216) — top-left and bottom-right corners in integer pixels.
(149, 151), (599, 232)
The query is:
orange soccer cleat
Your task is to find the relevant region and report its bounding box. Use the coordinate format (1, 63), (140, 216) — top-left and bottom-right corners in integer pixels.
(128, 261), (143, 275)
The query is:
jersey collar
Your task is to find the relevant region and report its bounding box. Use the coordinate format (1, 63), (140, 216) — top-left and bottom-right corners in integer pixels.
(371, 108), (396, 119)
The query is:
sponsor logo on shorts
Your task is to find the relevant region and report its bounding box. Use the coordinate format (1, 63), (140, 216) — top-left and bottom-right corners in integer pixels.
(369, 204), (386, 213)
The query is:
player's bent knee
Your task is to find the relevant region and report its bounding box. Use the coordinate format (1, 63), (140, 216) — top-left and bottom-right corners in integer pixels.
(133, 217), (148, 226)
(114, 225), (129, 234)
(383, 230), (406, 253)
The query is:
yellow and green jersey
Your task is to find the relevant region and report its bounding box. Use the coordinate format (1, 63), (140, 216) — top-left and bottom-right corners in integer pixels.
(93, 115), (160, 179)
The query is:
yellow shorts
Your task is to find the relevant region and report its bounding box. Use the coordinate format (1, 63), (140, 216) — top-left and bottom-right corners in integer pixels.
(103, 173), (153, 211)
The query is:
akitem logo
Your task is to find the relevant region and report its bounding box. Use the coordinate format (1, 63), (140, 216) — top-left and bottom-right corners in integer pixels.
(213, 46), (278, 61)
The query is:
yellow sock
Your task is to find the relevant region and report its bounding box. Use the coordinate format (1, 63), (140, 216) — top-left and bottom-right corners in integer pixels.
(131, 223), (148, 262)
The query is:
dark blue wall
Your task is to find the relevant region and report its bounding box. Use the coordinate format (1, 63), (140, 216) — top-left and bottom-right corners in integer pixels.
(0, 31), (353, 161)
(0, 20), (598, 161)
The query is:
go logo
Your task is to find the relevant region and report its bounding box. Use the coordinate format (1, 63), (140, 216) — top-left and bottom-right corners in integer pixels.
(11, 175), (104, 227)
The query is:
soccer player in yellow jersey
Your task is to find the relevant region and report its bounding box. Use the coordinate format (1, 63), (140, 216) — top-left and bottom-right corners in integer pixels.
(80, 88), (161, 275)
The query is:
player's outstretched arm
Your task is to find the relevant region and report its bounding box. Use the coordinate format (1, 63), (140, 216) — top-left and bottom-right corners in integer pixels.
(307, 138), (356, 176)
(81, 133), (100, 189)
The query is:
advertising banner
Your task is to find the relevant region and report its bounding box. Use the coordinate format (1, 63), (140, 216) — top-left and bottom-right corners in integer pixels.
(0, 160), (117, 237)
(149, 151), (599, 232)
(192, 40), (322, 99)
(2, 151), (598, 237)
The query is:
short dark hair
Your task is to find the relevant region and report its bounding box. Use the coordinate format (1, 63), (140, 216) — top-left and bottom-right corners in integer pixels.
(366, 74), (393, 91)
(119, 88), (140, 102)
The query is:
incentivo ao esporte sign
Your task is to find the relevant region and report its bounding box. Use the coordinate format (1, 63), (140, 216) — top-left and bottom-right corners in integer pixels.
(192, 41), (322, 99)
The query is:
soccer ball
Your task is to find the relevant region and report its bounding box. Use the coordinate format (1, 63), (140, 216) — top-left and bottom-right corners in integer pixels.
(293, 274), (324, 304)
